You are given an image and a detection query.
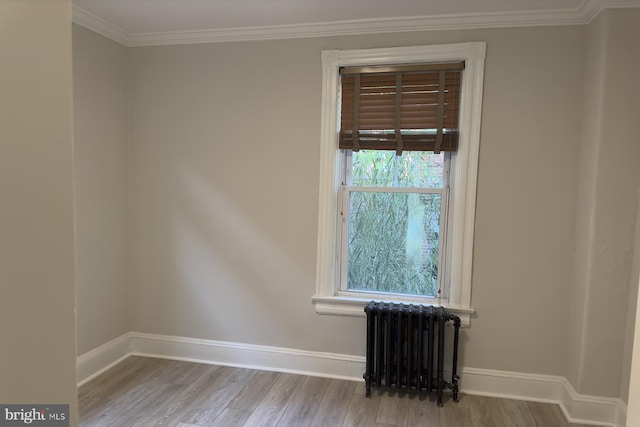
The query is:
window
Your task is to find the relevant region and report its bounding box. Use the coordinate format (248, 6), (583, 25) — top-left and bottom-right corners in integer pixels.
(341, 150), (448, 299)
(338, 62), (462, 301)
(313, 43), (486, 326)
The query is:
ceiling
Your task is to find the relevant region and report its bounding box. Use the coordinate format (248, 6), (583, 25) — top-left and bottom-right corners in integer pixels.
(71, 0), (640, 46)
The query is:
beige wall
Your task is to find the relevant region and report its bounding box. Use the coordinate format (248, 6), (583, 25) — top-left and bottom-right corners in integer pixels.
(0, 0), (78, 422)
(569, 9), (640, 398)
(127, 26), (584, 376)
(623, 193), (640, 405)
(466, 26), (583, 377)
(73, 24), (131, 355)
(128, 38), (367, 353)
(567, 9), (607, 396)
(593, 10), (640, 400)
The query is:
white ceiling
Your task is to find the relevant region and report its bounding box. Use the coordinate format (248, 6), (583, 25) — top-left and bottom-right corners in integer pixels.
(71, 0), (640, 45)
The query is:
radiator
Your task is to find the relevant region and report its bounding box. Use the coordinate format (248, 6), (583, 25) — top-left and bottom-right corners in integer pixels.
(363, 301), (461, 406)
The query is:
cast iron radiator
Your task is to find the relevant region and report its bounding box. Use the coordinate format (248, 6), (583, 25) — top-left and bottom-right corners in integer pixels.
(363, 301), (461, 406)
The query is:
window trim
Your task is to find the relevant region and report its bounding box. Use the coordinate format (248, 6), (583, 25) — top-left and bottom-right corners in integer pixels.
(313, 43), (486, 326)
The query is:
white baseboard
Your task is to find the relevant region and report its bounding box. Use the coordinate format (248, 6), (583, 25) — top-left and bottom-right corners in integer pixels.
(129, 332), (365, 381)
(462, 367), (625, 427)
(616, 403), (628, 427)
(76, 332), (626, 426)
(76, 332), (132, 386)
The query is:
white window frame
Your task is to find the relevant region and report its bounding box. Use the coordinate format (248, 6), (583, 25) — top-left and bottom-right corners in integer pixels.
(312, 43), (486, 326)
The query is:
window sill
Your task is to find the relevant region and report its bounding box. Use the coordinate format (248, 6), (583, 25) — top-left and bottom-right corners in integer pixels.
(311, 294), (474, 327)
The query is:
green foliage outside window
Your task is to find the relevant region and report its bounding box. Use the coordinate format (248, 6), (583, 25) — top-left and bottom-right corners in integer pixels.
(347, 151), (444, 297)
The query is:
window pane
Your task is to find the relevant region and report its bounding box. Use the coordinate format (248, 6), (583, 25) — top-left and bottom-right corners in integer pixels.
(347, 191), (441, 297)
(351, 150), (444, 188)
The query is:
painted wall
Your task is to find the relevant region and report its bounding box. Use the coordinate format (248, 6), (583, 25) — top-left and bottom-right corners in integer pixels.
(0, 0), (78, 422)
(567, 9), (607, 398)
(467, 26), (582, 378)
(128, 25), (584, 380)
(591, 9), (640, 400)
(73, 24), (131, 355)
(622, 191), (640, 407)
(569, 9), (640, 398)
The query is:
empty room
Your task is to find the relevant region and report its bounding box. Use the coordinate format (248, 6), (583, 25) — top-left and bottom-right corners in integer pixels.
(2, 0), (640, 426)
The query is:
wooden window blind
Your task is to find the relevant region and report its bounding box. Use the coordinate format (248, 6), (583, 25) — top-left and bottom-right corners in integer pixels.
(339, 62), (464, 154)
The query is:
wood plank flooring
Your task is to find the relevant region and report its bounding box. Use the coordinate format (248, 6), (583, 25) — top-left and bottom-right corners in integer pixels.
(79, 356), (592, 427)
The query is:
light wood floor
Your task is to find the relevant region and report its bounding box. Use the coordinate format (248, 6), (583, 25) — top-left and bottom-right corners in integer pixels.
(79, 356), (592, 427)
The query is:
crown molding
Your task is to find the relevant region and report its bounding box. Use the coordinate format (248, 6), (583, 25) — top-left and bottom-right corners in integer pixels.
(580, 0), (640, 21)
(125, 10), (582, 47)
(71, 5), (130, 45)
(72, 0), (640, 47)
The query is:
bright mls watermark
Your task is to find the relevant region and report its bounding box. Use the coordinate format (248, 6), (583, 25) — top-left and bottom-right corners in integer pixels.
(0, 405), (68, 426)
